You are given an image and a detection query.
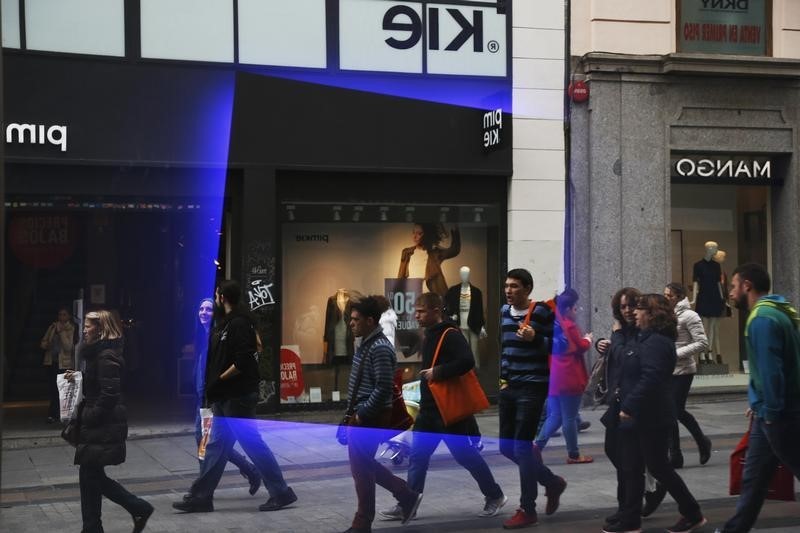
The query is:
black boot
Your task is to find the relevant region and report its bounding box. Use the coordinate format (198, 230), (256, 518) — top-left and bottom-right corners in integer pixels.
(642, 483), (666, 517)
(669, 448), (684, 469)
(698, 435), (712, 465)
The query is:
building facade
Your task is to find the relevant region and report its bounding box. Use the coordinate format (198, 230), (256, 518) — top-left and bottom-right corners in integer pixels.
(2, 1), (567, 412)
(570, 0), (800, 384)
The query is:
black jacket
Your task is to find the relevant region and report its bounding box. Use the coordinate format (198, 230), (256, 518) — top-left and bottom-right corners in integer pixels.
(617, 329), (677, 428)
(205, 310), (260, 403)
(74, 338), (127, 467)
(444, 283), (485, 335)
(419, 320), (475, 414)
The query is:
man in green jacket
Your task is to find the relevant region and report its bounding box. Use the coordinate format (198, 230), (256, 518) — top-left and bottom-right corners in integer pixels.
(718, 263), (800, 533)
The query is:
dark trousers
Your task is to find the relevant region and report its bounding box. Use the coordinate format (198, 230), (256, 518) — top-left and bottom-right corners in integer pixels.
(603, 421), (627, 518)
(722, 414), (800, 533)
(670, 374), (707, 454)
(46, 364), (64, 419)
(193, 403), (256, 477)
(190, 392), (289, 502)
(616, 424), (703, 528)
(407, 409), (502, 498)
(348, 409), (416, 529)
(79, 465), (149, 533)
(498, 382), (557, 514)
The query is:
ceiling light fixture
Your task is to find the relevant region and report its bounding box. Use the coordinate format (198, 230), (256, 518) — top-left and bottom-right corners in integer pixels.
(352, 205), (364, 222)
(379, 206), (389, 222)
(405, 206), (415, 222)
(333, 205), (342, 221)
(474, 207), (484, 223)
(439, 206), (450, 223)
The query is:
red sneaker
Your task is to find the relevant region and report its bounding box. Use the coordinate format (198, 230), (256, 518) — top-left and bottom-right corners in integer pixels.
(502, 508), (538, 529)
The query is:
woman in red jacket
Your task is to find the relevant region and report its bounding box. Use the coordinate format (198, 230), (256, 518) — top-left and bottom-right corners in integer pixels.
(535, 288), (594, 463)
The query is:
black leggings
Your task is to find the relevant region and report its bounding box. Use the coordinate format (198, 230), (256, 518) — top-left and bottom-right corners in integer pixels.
(670, 374), (706, 453)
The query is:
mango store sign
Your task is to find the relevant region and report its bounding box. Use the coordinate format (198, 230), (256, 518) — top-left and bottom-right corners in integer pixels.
(5, 122), (68, 152)
(672, 156), (774, 182)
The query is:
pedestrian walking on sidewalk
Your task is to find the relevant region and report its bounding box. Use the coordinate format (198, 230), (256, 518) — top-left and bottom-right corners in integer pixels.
(69, 310), (153, 533)
(173, 280), (296, 514)
(380, 292), (506, 522)
(342, 295), (422, 533)
(597, 287), (640, 530)
(190, 297), (260, 494)
(498, 269), (567, 529)
(718, 264), (800, 533)
(643, 284), (713, 516)
(40, 306), (78, 423)
(535, 288), (594, 464)
(604, 294), (707, 533)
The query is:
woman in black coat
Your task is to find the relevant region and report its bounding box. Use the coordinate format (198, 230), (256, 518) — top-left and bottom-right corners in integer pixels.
(68, 310), (153, 533)
(604, 294), (706, 533)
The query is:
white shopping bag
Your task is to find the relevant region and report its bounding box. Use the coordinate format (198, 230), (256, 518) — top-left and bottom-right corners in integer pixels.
(197, 408), (214, 460)
(57, 371), (83, 423)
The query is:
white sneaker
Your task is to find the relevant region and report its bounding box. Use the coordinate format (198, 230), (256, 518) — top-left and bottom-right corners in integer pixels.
(378, 504), (404, 521)
(479, 494), (508, 517)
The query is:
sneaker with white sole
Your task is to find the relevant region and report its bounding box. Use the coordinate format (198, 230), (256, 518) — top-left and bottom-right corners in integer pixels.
(666, 515), (707, 533)
(479, 494), (508, 517)
(377, 504), (408, 521)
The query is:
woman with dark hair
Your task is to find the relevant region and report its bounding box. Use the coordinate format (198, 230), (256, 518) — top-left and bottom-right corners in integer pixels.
(67, 310), (153, 533)
(192, 298), (260, 494)
(535, 288), (593, 463)
(603, 294), (706, 533)
(597, 287), (641, 530)
(397, 223), (460, 297)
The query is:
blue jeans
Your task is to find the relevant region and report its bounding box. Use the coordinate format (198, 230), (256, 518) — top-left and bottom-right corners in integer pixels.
(407, 410), (503, 499)
(536, 394), (583, 458)
(722, 413), (800, 533)
(498, 382), (558, 514)
(189, 392), (289, 502)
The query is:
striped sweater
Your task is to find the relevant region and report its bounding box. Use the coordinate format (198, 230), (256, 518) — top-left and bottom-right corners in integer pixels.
(500, 302), (554, 384)
(347, 327), (396, 421)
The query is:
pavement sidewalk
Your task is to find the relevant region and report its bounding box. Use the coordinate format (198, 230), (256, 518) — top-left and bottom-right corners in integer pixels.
(2, 395), (799, 532)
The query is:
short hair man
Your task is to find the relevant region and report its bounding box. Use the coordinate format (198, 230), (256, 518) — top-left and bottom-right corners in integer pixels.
(379, 292), (506, 521)
(498, 269), (566, 529)
(174, 280), (296, 513)
(719, 264), (800, 533)
(344, 295), (421, 533)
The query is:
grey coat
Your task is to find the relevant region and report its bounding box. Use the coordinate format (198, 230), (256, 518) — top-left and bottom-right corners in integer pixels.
(674, 298), (708, 375)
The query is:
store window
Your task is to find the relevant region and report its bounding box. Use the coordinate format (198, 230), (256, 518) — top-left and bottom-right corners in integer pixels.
(279, 201), (502, 405)
(25, 0), (124, 56)
(671, 183), (770, 374)
(677, 0), (771, 56)
(1, 0), (21, 49)
(140, 0), (233, 62)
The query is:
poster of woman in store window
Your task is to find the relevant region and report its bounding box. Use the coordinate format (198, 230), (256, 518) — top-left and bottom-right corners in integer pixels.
(391, 223), (460, 358)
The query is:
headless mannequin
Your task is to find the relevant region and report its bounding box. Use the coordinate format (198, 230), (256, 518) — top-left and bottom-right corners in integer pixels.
(691, 242), (725, 364)
(449, 266), (487, 368)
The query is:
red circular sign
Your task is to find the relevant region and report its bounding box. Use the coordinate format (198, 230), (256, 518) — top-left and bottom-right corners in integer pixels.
(279, 347), (305, 400)
(8, 214), (77, 269)
(569, 80), (589, 103)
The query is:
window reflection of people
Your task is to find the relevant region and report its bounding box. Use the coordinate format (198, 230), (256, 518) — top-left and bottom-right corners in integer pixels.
(192, 298), (260, 493)
(397, 223), (461, 297)
(40, 306), (77, 423)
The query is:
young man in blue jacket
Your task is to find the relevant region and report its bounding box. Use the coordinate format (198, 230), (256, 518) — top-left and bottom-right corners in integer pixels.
(718, 263), (800, 533)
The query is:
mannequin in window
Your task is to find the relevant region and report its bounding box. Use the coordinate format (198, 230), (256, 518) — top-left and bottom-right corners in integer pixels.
(691, 241), (725, 364)
(323, 289), (355, 364)
(712, 249), (732, 363)
(397, 223), (461, 297)
(445, 266), (487, 368)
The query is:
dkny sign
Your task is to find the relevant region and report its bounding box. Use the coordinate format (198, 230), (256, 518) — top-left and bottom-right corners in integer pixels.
(340, 0), (507, 77)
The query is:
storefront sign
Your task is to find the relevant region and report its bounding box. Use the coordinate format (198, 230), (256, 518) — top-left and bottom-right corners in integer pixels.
(483, 108), (503, 150)
(672, 155), (775, 182)
(340, 0), (507, 77)
(5, 122), (68, 152)
(678, 0), (767, 56)
(279, 346), (305, 400)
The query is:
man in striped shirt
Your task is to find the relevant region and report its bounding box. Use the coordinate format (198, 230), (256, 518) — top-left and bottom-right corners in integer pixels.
(498, 269), (567, 529)
(343, 295), (422, 533)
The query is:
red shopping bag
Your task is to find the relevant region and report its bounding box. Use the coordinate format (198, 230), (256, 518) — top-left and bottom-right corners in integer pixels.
(729, 423), (796, 501)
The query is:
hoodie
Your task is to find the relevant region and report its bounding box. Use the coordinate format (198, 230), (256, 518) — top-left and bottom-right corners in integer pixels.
(745, 295), (800, 422)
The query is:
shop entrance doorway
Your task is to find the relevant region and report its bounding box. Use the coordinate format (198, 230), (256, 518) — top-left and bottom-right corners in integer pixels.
(670, 184), (770, 374)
